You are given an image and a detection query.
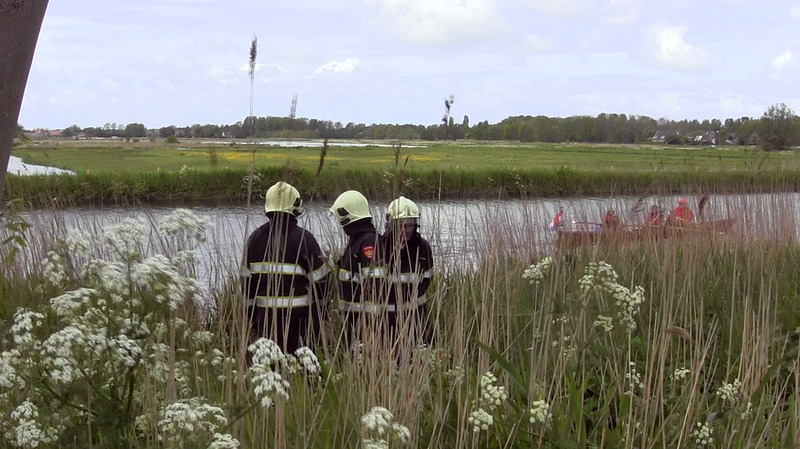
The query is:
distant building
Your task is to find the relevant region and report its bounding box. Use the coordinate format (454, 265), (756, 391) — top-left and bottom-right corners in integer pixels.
(692, 131), (718, 145)
(652, 130), (680, 143)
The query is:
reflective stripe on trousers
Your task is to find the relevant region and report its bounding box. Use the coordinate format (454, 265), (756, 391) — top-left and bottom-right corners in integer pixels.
(248, 295), (310, 308)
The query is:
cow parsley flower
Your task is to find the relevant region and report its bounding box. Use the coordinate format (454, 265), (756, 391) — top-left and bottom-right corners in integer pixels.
(361, 406), (394, 436)
(523, 257), (552, 285)
(716, 378), (742, 404)
(158, 398), (229, 448)
(42, 250), (68, 285)
(294, 347), (321, 376)
(467, 408), (493, 433)
(0, 349), (25, 389)
(671, 367), (691, 383)
(10, 310), (44, 345)
(528, 400), (552, 426)
(49, 288), (96, 318)
(4, 400), (59, 448)
(360, 406), (410, 446)
(593, 315), (614, 332)
(158, 208), (208, 243)
(248, 338), (287, 368)
(479, 372), (507, 408)
(579, 261), (619, 294)
(692, 421), (713, 446)
(208, 432), (240, 449)
(102, 217), (147, 260)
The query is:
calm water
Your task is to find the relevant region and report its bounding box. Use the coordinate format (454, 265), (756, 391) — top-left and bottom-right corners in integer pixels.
(9, 193), (798, 289)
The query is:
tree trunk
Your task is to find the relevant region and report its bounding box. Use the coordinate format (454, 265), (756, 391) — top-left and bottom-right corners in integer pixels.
(0, 0), (49, 205)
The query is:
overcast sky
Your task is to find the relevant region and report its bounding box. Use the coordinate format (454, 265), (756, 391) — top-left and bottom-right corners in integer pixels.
(16, 0), (800, 130)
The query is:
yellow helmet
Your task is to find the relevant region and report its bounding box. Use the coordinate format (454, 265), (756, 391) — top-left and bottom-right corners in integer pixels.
(387, 196), (419, 220)
(264, 181), (304, 216)
(330, 190), (371, 227)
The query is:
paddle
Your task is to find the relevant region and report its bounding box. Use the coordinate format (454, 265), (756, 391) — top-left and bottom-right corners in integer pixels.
(697, 194), (709, 221)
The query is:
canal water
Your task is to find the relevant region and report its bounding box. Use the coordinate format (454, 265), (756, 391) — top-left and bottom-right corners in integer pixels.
(7, 193), (798, 290)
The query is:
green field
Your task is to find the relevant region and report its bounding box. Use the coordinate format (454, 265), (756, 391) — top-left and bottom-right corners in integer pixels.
(11, 139), (795, 173)
(7, 139), (800, 207)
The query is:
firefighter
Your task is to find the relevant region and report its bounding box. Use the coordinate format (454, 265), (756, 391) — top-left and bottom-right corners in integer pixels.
(383, 196), (434, 353)
(241, 181), (332, 354)
(330, 190), (388, 349)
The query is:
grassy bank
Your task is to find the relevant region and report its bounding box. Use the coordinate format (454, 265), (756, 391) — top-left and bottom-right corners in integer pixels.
(0, 197), (798, 448)
(5, 166), (800, 208)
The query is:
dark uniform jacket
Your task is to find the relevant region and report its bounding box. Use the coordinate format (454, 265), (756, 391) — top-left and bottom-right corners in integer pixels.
(242, 213), (331, 319)
(382, 230), (433, 310)
(335, 219), (388, 313)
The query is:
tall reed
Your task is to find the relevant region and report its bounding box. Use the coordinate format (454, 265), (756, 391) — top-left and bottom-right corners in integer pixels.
(0, 194), (798, 448)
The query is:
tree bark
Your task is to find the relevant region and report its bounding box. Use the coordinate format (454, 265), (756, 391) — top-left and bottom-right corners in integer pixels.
(0, 0), (49, 205)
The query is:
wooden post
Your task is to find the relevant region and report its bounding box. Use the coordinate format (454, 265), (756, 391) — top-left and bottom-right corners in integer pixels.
(0, 0), (49, 204)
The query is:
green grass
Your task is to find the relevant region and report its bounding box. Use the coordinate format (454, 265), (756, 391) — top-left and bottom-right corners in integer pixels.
(12, 139), (800, 174)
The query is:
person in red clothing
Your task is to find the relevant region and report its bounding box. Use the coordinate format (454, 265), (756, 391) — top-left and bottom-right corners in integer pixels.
(602, 209), (620, 230)
(667, 198), (694, 224)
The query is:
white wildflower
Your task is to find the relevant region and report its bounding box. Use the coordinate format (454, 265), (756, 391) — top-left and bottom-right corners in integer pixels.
(479, 372), (507, 408)
(523, 257), (552, 285)
(740, 401), (753, 420)
(42, 251), (68, 285)
(360, 406), (409, 447)
(250, 368), (290, 408)
(391, 422), (411, 444)
(110, 334), (142, 367)
(692, 421), (713, 446)
(0, 349), (25, 389)
(467, 408), (493, 433)
(362, 438), (389, 449)
(593, 315), (614, 332)
(158, 398), (229, 447)
(102, 217), (146, 259)
(11, 310), (44, 345)
(671, 367), (691, 383)
(361, 406), (394, 436)
(208, 433), (240, 449)
(716, 378), (742, 404)
(625, 361), (644, 392)
(158, 208), (208, 242)
(49, 288), (96, 318)
(579, 261), (619, 294)
(528, 400), (552, 426)
(248, 338), (287, 368)
(294, 347), (321, 376)
(4, 400), (59, 448)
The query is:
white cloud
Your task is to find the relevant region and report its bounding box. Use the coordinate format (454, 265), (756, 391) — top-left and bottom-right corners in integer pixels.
(644, 23), (712, 72)
(518, 0), (595, 18)
(771, 50), (797, 70)
(311, 58), (360, 77)
(366, 0), (505, 44)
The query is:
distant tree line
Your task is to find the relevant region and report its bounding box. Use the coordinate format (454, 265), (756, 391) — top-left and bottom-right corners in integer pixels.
(22, 103), (800, 150)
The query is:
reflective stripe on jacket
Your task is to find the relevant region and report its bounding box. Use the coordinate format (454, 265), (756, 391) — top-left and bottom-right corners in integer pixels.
(242, 214), (330, 309)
